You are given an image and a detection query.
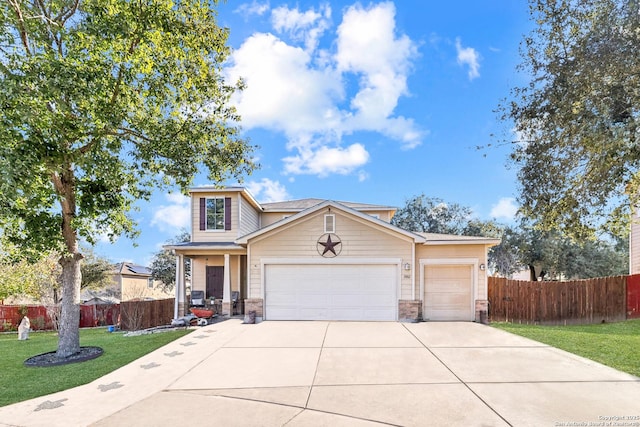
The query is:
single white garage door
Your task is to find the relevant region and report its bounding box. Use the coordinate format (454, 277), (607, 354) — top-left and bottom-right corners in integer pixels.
(265, 264), (397, 321)
(424, 264), (473, 321)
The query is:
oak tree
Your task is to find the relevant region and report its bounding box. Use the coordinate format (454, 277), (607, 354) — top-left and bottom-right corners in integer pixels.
(502, 0), (640, 238)
(0, 0), (255, 357)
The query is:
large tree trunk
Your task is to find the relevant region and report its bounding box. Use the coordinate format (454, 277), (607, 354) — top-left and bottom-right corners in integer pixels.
(57, 254), (82, 358)
(52, 164), (83, 359)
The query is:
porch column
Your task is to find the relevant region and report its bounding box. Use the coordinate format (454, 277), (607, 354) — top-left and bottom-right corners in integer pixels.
(173, 253), (185, 319)
(222, 253), (231, 315)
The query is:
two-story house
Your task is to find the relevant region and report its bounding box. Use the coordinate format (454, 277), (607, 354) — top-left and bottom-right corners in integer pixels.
(166, 187), (499, 322)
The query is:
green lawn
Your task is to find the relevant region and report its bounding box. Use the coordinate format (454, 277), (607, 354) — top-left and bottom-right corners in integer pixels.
(492, 319), (640, 377)
(0, 328), (192, 407)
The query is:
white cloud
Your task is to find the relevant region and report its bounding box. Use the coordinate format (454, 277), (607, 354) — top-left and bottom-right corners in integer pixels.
(224, 2), (422, 178)
(283, 142), (369, 177)
(271, 4), (331, 52)
(225, 33), (343, 135)
(235, 1), (270, 17)
(246, 178), (291, 202)
(455, 38), (481, 80)
(335, 2), (421, 148)
(490, 197), (518, 221)
(151, 193), (190, 232)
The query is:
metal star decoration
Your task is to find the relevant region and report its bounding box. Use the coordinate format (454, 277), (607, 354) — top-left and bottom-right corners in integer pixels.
(317, 233), (342, 257)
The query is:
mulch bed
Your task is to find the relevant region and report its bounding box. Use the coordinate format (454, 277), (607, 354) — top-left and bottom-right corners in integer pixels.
(24, 346), (103, 367)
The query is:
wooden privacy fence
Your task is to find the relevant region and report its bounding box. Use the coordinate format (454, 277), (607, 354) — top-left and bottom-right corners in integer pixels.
(0, 298), (174, 332)
(0, 305), (53, 331)
(79, 304), (120, 328)
(119, 298), (174, 331)
(488, 276), (627, 325)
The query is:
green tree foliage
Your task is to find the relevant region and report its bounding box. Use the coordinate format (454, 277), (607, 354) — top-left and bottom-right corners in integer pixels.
(496, 222), (628, 280)
(79, 246), (112, 291)
(0, 0), (255, 357)
(0, 250), (60, 303)
(392, 194), (628, 279)
(150, 230), (190, 292)
(502, 0), (640, 239)
(391, 194), (473, 234)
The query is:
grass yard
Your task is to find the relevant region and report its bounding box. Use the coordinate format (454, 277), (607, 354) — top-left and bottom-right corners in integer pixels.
(492, 319), (640, 378)
(0, 327), (192, 407)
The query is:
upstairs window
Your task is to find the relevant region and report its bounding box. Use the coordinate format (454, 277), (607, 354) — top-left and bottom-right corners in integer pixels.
(199, 197), (232, 231)
(147, 278), (154, 289)
(206, 197), (225, 230)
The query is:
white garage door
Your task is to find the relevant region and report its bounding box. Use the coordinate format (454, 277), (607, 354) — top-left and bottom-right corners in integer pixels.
(424, 264), (473, 321)
(265, 264), (397, 321)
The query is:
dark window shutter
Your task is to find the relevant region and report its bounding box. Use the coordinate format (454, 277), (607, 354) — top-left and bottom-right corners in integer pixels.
(224, 197), (232, 230)
(199, 198), (206, 230)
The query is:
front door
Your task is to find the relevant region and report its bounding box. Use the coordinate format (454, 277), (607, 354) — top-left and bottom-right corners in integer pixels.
(206, 266), (224, 299)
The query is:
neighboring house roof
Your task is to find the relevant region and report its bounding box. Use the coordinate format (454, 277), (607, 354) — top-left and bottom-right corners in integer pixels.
(237, 200), (425, 245)
(416, 232), (501, 246)
(261, 198), (397, 213)
(114, 262), (152, 277)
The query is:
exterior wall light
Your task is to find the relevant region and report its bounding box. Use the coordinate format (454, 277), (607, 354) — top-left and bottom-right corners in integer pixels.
(403, 263), (411, 271)
(479, 264), (486, 271)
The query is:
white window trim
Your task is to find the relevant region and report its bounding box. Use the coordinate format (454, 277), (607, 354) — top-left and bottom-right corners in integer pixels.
(324, 214), (335, 233)
(205, 197), (225, 232)
(419, 258), (478, 320)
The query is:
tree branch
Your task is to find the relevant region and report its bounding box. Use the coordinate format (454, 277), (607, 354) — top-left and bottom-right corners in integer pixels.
(7, 0), (31, 55)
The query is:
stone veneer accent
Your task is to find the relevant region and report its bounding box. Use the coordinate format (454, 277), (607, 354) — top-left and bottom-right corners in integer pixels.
(398, 300), (422, 322)
(475, 299), (489, 324)
(221, 302), (231, 316)
(244, 298), (264, 318)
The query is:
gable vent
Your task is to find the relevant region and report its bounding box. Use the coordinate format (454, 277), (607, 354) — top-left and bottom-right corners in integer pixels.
(324, 214), (335, 233)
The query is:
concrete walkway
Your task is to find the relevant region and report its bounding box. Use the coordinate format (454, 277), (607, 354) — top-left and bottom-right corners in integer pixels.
(0, 320), (639, 427)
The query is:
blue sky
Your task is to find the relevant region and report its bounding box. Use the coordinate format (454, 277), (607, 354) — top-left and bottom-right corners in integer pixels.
(95, 0), (533, 266)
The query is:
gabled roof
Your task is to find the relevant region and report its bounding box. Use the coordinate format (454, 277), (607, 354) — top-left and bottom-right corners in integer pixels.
(189, 186), (262, 211)
(416, 232), (501, 246)
(236, 200), (424, 244)
(261, 198), (396, 213)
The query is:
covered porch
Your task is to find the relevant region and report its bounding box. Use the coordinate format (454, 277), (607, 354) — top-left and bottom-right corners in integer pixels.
(168, 242), (247, 319)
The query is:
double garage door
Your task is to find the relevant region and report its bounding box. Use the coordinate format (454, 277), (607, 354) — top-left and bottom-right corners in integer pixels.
(265, 264), (397, 321)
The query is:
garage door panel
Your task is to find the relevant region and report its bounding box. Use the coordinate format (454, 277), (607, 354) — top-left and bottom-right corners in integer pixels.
(428, 279), (469, 293)
(426, 292), (470, 306)
(424, 264), (474, 321)
(265, 264), (397, 321)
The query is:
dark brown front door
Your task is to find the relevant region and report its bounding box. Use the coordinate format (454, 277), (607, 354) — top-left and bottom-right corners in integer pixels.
(206, 266), (224, 299)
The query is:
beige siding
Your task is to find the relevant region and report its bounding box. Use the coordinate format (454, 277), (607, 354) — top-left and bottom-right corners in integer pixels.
(248, 209), (414, 299)
(416, 244), (489, 301)
(362, 210), (392, 222)
(261, 212), (292, 227)
(192, 192), (239, 242)
(121, 276), (173, 301)
(239, 194), (261, 237)
(631, 220), (640, 274)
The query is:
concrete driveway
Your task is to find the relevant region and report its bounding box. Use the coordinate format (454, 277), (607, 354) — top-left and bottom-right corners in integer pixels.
(0, 320), (639, 427)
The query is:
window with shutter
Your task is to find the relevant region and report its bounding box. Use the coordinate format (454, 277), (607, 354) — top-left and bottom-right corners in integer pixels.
(203, 197), (225, 231)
